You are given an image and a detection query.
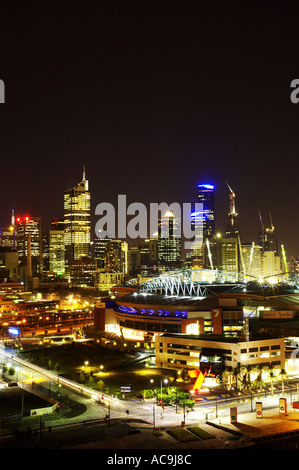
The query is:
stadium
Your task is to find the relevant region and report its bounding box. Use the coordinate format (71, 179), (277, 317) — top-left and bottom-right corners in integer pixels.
(111, 269), (299, 374)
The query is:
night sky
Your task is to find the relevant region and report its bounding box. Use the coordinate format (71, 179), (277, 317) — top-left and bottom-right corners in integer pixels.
(1, 1), (299, 255)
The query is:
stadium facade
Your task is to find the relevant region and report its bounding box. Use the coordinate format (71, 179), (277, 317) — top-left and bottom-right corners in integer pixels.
(111, 269), (299, 373)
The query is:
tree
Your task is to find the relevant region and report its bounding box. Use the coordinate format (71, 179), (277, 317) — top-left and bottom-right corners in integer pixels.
(222, 366), (233, 390)
(142, 389), (154, 399)
(79, 371), (86, 384)
(252, 364), (266, 399)
(232, 362), (242, 392)
(267, 364), (275, 396)
(97, 379), (105, 391)
(279, 368), (288, 394)
(89, 376), (94, 386)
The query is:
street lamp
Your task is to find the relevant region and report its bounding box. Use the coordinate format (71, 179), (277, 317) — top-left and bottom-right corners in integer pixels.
(149, 379), (156, 430)
(160, 378), (168, 406)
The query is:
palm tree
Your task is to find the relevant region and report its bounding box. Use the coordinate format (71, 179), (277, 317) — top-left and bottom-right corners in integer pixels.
(222, 366), (233, 390)
(232, 362), (242, 392)
(279, 368), (288, 394)
(252, 364), (266, 399)
(240, 364), (253, 399)
(267, 364), (275, 396)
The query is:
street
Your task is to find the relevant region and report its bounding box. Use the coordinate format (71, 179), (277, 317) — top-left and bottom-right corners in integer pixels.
(2, 344), (299, 449)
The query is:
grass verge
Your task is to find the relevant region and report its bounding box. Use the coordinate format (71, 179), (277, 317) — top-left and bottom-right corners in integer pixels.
(187, 426), (214, 439)
(167, 428), (198, 442)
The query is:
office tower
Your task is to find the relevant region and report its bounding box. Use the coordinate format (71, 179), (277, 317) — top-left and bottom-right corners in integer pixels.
(94, 238), (128, 273)
(197, 184), (215, 239)
(262, 251), (281, 279)
(138, 238), (158, 276)
(42, 233), (50, 272)
(258, 211), (278, 254)
(64, 168), (91, 280)
(189, 183), (215, 268)
(158, 210), (181, 271)
(240, 242), (262, 278)
(217, 236), (239, 274)
(94, 239), (128, 290)
(190, 211), (204, 268)
(225, 182), (239, 238)
(0, 210), (16, 248)
(0, 247), (18, 280)
(128, 246), (141, 278)
(70, 257), (94, 286)
(16, 215), (42, 277)
(0, 226), (15, 248)
(94, 235), (110, 269)
(104, 239), (128, 274)
(49, 231), (65, 277)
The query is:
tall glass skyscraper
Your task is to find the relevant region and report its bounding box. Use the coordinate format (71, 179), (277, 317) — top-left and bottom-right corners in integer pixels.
(189, 184), (215, 268)
(197, 184), (215, 239)
(158, 210), (181, 271)
(16, 215), (42, 277)
(64, 168), (91, 280)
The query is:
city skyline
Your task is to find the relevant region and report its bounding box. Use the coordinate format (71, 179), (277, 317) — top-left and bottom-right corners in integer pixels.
(2, 3), (299, 453)
(0, 170), (297, 264)
(1, 2), (299, 256)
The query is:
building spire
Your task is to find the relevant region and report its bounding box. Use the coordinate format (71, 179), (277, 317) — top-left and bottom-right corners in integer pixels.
(82, 164), (88, 190)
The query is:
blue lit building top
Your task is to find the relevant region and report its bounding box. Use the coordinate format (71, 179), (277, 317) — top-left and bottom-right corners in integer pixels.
(197, 184), (214, 190)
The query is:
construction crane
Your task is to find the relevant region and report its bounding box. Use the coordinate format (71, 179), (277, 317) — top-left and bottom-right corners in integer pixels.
(226, 182), (237, 221)
(269, 212), (274, 232)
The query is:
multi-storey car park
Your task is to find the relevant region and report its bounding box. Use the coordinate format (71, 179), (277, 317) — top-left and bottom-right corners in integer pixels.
(111, 269), (299, 376)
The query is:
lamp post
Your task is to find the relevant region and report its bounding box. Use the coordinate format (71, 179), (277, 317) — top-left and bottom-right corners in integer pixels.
(160, 378), (168, 406)
(149, 379), (156, 430)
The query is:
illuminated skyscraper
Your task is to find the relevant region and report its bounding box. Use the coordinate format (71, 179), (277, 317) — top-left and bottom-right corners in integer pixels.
(64, 168), (91, 280)
(189, 184), (215, 268)
(16, 215), (42, 277)
(197, 184), (215, 239)
(158, 210), (181, 271)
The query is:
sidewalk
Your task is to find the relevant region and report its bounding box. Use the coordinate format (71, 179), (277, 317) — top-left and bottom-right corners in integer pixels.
(208, 406), (299, 440)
